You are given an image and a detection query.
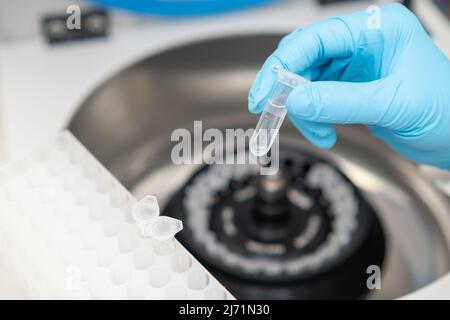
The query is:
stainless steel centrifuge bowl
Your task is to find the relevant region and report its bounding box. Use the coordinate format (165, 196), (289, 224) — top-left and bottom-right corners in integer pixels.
(68, 34), (450, 299)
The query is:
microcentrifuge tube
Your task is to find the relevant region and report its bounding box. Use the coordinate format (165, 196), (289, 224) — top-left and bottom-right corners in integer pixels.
(132, 196), (183, 254)
(132, 195), (160, 237)
(250, 67), (309, 157)
(150, 216), (183, 255)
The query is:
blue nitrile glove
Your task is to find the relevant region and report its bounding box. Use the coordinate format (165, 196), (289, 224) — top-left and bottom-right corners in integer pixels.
(248, 3), (450, 170)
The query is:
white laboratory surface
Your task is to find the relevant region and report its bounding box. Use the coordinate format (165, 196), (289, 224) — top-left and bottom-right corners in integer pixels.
(0, 0), (449, 299)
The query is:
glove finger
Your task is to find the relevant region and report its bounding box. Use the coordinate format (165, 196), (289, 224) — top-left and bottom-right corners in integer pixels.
(248, 18), (356, 114)
(288, 114), (337, 149)
(286, 78), (399, 126)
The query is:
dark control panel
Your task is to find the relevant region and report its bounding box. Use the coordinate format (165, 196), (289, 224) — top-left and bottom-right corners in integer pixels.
(42, 7), (109, 44)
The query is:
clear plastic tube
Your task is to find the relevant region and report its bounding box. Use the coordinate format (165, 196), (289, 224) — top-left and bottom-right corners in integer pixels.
(132, 195), (183, 255)
(250, 67), (309, 157)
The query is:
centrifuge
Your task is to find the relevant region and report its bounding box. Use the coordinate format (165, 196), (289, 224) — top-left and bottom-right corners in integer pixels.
(0, 0), (449, 299)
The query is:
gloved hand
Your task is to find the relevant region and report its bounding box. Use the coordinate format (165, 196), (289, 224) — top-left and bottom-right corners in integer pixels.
(248, 3), (450, 170)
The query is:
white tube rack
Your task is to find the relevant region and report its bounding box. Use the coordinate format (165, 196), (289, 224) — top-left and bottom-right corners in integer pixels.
(0, 131), (233, 300)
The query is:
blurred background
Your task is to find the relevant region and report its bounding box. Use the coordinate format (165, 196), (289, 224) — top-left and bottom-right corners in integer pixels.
(0, 0), (450, 300)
